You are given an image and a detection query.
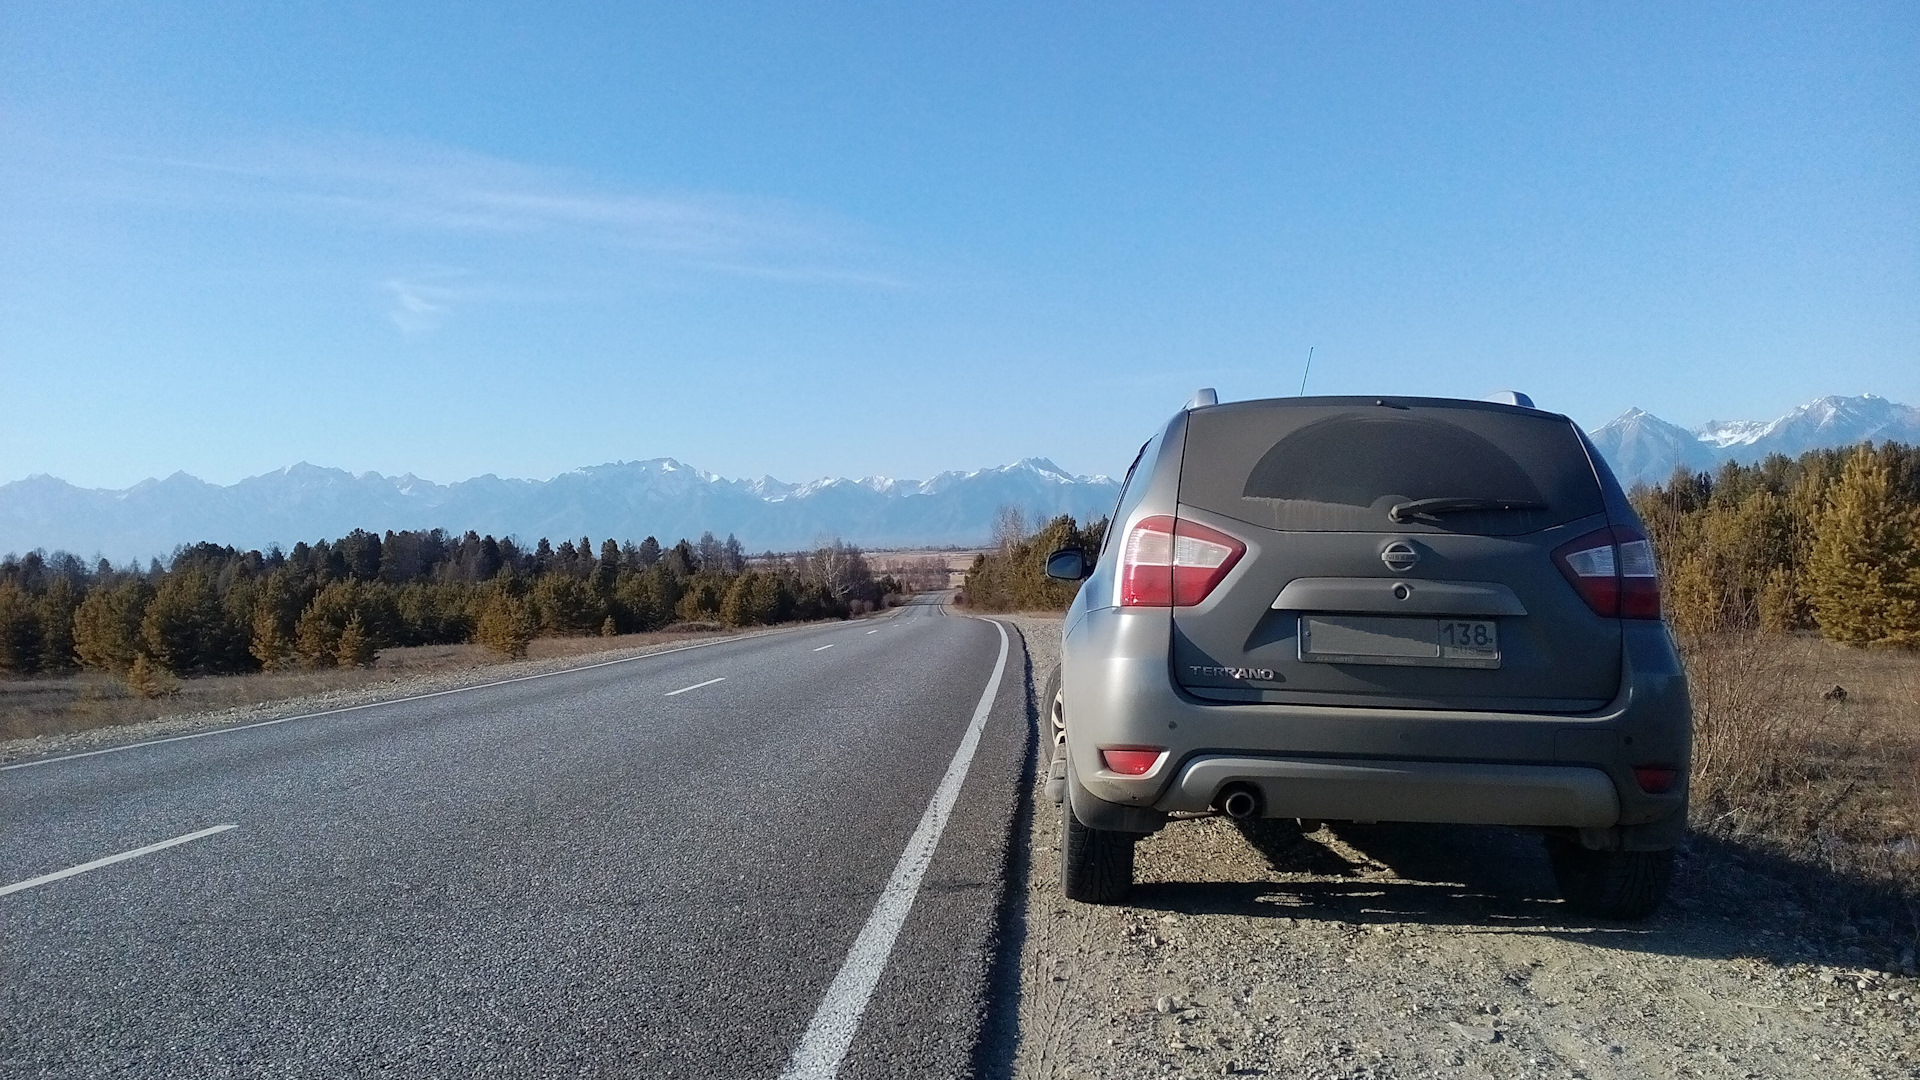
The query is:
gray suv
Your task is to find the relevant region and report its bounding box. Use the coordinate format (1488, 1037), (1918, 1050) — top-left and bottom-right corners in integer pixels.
(1042, 392), (1691, 919)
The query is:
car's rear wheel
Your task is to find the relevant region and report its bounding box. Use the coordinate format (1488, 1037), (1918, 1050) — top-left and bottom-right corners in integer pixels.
(1043, 666), (1066, 754)
(1060, 795), (1135, 904)
(1546, 840), (1673, 920)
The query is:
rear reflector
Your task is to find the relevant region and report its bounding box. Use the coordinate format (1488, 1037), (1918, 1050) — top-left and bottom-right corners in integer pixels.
(1100, 747), (1165, 775)
(1552, 526), (1662, 619)
(1633, 765), (1679, 794)
(1119, 516), (1246, 607)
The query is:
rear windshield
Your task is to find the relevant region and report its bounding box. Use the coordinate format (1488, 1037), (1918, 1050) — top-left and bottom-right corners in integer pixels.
(1179, 398), (1604, 534)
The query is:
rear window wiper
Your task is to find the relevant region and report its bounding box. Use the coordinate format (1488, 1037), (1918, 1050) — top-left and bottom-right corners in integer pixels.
(1388, 497), (1548, 523)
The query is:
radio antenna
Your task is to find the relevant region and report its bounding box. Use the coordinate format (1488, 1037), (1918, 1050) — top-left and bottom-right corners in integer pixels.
(1297, 346), (1315, 395)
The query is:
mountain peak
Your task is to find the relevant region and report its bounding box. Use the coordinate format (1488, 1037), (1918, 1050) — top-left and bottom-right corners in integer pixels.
(1591, 393), (1920, 486)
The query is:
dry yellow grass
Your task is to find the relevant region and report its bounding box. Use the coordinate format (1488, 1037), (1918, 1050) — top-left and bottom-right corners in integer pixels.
(1683, 631), (1920, 898)
(0, 628), (729, 744)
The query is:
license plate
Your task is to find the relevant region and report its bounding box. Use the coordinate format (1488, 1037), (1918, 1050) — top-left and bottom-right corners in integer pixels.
(1299, 615), (1500, 669)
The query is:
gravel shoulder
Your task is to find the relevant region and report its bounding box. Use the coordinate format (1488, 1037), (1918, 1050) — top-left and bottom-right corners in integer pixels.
(0, 622), (818, 768)
(1000, 614), (1919, 1080)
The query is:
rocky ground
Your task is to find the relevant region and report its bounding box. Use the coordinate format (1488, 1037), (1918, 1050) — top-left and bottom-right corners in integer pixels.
(998, 615), (1919, 1080)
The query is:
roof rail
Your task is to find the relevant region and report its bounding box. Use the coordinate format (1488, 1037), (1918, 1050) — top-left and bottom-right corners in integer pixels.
(1186, 387), (1219, 409)
(1483, 390), (1536, 408)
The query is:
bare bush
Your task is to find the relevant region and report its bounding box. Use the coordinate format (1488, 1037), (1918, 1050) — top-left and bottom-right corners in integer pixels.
(1680, 631), (1919, 897)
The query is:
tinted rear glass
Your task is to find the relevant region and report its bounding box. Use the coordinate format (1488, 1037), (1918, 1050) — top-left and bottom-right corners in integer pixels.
(1179, 398), (1604, 534)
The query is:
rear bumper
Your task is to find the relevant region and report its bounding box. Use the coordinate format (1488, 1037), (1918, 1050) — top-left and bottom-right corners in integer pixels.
(1059, 605), (1693, 832)
(1157, 755), (1619, 827)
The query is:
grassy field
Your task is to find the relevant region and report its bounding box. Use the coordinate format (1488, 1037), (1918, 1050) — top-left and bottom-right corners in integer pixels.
(0, 627), (732, 744)
(1682, 631), (1919, 902)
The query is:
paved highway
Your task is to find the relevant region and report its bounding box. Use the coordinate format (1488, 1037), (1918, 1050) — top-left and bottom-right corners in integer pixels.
(1, 597), (1031, 1079)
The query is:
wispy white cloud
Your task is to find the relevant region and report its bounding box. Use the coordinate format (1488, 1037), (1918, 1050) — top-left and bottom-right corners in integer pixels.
(158, 137), (837, 252)
(381, 275), (458, 336)
(52, 133), (899, 286)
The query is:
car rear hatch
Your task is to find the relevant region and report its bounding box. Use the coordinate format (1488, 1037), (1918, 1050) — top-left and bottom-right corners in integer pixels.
(1169, 397), (1620, 712)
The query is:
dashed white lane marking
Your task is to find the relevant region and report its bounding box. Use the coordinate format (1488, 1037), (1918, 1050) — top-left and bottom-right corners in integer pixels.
(777, 618), (1009, 1080)
(0, 626), (818, 773)
(866, 630), (880, 634)
(663, 677), (726, 697)
(0, 824), (238, 898)
(813, 644), (835, 652)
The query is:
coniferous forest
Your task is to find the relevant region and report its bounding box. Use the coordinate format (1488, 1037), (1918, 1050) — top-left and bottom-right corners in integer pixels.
(1632, 441), (1920, 645)
(0, 528), (895, 693)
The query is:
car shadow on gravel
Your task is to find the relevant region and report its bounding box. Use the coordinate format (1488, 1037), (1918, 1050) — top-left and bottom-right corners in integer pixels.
(1124, 819), (1919, 975)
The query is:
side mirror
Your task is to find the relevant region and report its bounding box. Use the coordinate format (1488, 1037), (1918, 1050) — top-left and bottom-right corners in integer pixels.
(1044, 548), (1088, 581)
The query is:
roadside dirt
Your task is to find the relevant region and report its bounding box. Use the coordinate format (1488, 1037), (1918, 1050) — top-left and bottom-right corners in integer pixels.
(0, 622), (810, 766)
(998, 615), (1919, 1080)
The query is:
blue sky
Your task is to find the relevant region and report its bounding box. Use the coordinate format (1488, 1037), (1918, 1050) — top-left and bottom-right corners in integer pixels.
(3, 2), (1915, 488)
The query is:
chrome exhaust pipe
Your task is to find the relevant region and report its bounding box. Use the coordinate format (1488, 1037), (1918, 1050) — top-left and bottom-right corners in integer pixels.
(1217, 785), (1260, 820)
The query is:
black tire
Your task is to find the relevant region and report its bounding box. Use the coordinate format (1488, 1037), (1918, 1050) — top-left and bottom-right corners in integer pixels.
(1060, 795), (1135, 904)
(1546, 840), (1673, 920)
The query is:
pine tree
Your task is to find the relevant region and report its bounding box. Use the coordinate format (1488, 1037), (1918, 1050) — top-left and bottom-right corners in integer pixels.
(596, 539), (622, 596)
(251, 606), (293, 671)
(0, 581), (43, 674)
(249, 574), (298, 671)
(125, 653), (177, 699)
(613, 569), (670, 631)
(1757, 566), (1802, 634)
(72, 579), (151, 673)
(475, 589), (536, 659)
(720, 574), (756, 627)
(676, 577), (723, 622)
(294, 603), (339, 668)
(139, 568), (238, 676)
(36, 577), (78, 672)
(600, 615), (618, 638)
(334, 612), (376, 668)
(635, 536), (662, 568)
(1805, 447), (1920, 646)
(532, 575), (604, 634)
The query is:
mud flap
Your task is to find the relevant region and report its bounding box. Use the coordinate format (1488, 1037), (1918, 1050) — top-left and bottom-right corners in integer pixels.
(1045, 757), (1068, 807)
(1574, 803), (1688, 851)
(1065, 761), (1166, 836)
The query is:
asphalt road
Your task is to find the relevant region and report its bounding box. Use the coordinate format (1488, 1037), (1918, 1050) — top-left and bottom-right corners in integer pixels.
(0, 596), (1032, 1079)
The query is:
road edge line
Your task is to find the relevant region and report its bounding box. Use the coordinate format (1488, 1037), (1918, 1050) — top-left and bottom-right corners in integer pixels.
(776, 616), (1011, 1080)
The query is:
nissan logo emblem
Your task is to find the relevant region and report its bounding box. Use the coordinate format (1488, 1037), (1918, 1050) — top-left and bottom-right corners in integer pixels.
(1381, 541), (1419, 573)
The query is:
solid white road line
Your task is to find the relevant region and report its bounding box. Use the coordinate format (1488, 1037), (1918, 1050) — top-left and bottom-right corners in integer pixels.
(0, 824), (238, 898)
(663, 677), (726, 697)
(813, 644), (835, 652)
(0, 625), (820, 773)
(777, 618), (1009, 1080)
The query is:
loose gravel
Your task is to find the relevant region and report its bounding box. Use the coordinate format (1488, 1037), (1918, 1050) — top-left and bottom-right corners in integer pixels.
(1000, 614), (1919, 1080)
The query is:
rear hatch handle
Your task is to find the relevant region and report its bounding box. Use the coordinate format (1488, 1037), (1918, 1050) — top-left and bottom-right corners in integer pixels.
(1272, 577), (1528, 617)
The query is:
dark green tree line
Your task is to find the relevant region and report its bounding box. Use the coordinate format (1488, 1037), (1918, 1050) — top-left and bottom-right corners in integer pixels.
(0, 527), (893, 687)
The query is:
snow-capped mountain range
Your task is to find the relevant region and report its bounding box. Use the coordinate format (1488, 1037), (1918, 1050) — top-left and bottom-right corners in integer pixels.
(5, 394), (1913, 562)
(0, 457), (1120, 562)
(1587, 394), (1920, 488)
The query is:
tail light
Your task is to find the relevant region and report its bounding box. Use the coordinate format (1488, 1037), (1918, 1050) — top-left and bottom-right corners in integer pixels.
(1633, 765), (1679, 794)
(1100, 747), (1166, 775)
(1119, 515), (1246, 607)
(1552, 526), (1661, 619)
